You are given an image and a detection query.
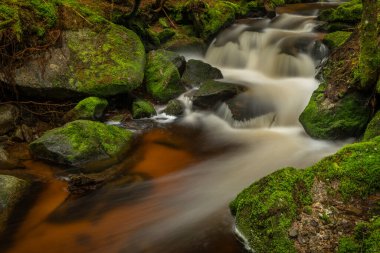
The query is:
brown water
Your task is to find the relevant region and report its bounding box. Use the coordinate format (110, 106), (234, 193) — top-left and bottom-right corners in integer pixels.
(2, 3), (347, 253)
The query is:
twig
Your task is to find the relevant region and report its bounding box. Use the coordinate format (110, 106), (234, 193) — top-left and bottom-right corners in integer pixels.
(162, 8), (177, 29)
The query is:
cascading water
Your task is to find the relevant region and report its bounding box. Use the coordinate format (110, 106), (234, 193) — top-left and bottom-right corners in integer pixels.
(4, 8), (349, 253)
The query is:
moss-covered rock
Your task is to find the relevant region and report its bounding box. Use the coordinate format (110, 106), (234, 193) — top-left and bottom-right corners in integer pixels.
(145, 49), (186, 103)
(231, 136), (380, 253)
(299, 83), (371, 140)
(319, 0), (363, 24)
(363, 111), (380, 141)
(338, 217), (380, 253)
(29, 120), (133, 172)
(181, 59), (223, 87)
(64, 97), (108, 122)
(192, 80), (242, 109)
(323, 31), (352, 49)
(12, 24), (146, 98)
(132, 99), (156, 119)
(163, 99), (185, 116)
(158, 28), (176, 44)
(0, 175), (31, 236)
(185, 0), (236, 40)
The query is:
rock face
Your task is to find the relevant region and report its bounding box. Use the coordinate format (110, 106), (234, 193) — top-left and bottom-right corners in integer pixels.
(192, 80), (242, 109)
(0, 105), (19, 136)
(64, 97), (108, 122)
(145, 49), (186, 103)
(11, 24), (145, 98)
(132, 99), (156, 119)
(181, 59), (223, 87)
(299, 84), (370, 140)
(29, 120), (133, 172)
(0, 175), (31, 236)
(230, 136), (380, 253)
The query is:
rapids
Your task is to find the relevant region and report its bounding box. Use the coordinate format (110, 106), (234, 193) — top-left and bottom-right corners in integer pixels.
(3, 4), (349, 253)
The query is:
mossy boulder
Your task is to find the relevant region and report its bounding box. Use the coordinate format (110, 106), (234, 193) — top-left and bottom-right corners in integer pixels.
(12, 24), (146, 98)
(319, 0), (363, 25)
(0, 175), (31, 236)
(145, 49), (186, 103)
(181, 59), (223, 87)
(132, 99), (156, 119)
(64, 97), (108, 122)
(231, 136), (380, 253)
(192, 80), (243, 109)
(363, 111), (380, 141)
(323, 31), (352, 49)
(299, 84), (371, 140)
(29, 120), (133, 172)
(185, 0), (237, 40)
(163, 99), (185, 116)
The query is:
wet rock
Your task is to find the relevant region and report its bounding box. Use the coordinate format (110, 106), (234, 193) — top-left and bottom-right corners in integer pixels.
(0, 104), (19, 135)
(192, 80), (242, 109)
(0, 175), (31, 235)
(123, 119), (159, 132)
(181, 59), (223, 87)
(145, 49), (186, 103)
(29, 120), (133, 172)
(132, 99), (156, 119)
(64, 97), (108, 122)
(163, 99), (185, 116)
(7, 25), (145, 98)
(68, 174), (105, 196)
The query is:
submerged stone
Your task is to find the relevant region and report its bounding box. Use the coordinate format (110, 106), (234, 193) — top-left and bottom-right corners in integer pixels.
(29, 120), (133, 172)
(64, 97), (108, 122)
(0, 175), (31, 236)
(299, 84), (370, 140)
(132, 99), (156, 119)
(11, 24), (145, 98)
(181, 59), (223, 87)
(145, 49), (186, 103)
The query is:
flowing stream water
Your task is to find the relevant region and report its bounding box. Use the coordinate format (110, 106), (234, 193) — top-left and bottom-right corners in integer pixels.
(4, 4), (348, 253)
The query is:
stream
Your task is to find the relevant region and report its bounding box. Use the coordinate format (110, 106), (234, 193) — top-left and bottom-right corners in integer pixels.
(3, 3), (348, 253)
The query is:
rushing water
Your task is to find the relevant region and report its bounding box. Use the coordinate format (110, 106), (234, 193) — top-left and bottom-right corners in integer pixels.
(4, 4), (349, 253)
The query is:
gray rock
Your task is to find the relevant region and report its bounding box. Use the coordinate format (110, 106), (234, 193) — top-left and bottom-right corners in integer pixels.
(0, 104), (19, 135)
(181, 59), (223, 87)
(163, 99), (185, 116)
(0, 175), (31, 235)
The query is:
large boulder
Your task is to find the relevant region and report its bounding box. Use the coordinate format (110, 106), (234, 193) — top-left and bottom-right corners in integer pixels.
(64, 97), (108, 122)
(181, 59), (223, 87)
(0, 175), (31, 236)
(145, 49), (186, 103)
(0, 105), (19, 136)
(299, 84), (370, 140)
(29, 120), (133, 172)
(192, 80), (243, 109)
(231, 136), (380, 253)
(11, 24), (145, 98)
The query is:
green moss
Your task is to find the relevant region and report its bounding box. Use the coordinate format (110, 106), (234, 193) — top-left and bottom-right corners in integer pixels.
(158, 29), (176, 44)
(145, 49), (185, 103)
(319, 0), (363, 24)
(30, 120), (133, 170)
(338, 217), (380, 253)
(65, 24), (146, 96)
(323, 31), (352, 49)
(363, 111), (380, 141)
(132, 99), (156, 119)
(231, 136), (380, 253)
(65, 97), (108, 121)
(299, 83), (371, 140)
